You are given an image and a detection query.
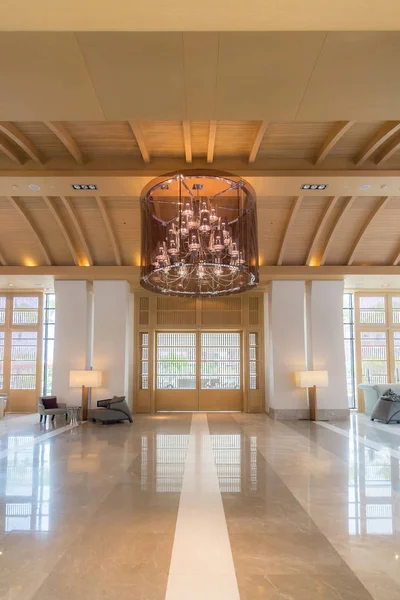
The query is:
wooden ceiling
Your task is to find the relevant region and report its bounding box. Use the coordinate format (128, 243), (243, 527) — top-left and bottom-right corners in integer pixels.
(2, 120), (400, 171)
(1, 192), (400, 270)
(2, 1), (399, 31)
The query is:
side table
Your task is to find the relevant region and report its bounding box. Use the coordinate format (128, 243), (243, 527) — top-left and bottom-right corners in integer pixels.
(67, 406), (81, 424)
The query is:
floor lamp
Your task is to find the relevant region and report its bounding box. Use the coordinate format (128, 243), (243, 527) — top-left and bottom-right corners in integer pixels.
(295, 370), (329, 421)
(69, 370), (102, 421)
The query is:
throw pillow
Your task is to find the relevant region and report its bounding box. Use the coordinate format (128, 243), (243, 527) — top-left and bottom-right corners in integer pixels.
(42, 397), (58, 409)
(382, 389), (400, 402)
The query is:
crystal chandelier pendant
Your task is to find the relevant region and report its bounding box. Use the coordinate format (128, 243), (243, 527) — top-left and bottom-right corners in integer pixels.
(140, 171), (258, 296)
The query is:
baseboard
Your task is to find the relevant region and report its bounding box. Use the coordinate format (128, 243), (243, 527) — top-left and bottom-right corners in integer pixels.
(268, 408), (350, 421)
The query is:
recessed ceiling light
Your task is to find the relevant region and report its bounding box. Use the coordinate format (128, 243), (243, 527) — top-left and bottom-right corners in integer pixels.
(28, 184), (40, 191)
(360, 184), (371, 190)
(381, 185), (388, 190)
(12, 185), (18, 191)
(33, 283), (43, 287)
(8, 283), (14, 287)
(354, 283), (364, 287)
(381, 283), (391, 288)
(301, 184), (328, 190)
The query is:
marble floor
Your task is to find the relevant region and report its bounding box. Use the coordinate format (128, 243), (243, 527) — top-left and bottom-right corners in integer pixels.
(1, 412), (400, 599)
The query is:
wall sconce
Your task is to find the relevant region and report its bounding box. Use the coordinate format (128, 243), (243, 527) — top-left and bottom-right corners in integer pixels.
(295, 370), (329, 421)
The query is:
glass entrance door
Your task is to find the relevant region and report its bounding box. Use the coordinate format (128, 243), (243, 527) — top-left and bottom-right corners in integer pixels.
(155, 331), (242, 411)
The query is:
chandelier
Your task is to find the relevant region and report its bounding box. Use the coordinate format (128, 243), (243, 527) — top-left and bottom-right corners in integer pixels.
(139, 171), (258, 296)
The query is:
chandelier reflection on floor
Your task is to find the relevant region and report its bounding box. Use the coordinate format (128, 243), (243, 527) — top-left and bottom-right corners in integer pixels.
(140, 171), (258, 296)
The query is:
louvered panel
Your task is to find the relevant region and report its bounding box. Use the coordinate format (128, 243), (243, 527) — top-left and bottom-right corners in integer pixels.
(156, 296), (196, 326)
(249, 296), (260, 325)
(201, 297), (242, 326)
(139, 297), (150, 325)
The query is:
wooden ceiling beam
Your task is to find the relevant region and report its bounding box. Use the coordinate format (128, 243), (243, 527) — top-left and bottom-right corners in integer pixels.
(8, 196), (52, 265)
(376, 133), (400, 165)
(249, 121), (269, 163)
(355, 121), (400, 166)
(0, 249), (7, 266)
(315, 121), (354, 166)
(45, 122), (84, 164)
(0, 122), (45, 165)
(95, 196), (122, 266)
(277, 196), (303, 266)
(182, 121), (192, 163)
(60, 196), (93, 266)
(0, 135), (24, 165)
(320, 196), (357, 266)
(207, 120), (217, 164)
(128, 121), (150, 164)
(347, 196), (390, 265)
(305, 196), (339, 266)
(42, 196), (79, 266)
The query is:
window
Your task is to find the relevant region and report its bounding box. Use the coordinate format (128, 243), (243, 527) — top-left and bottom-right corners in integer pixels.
(139, 332), (149, 390)
(157, 332), (196, 389)
(201, 332), (240, 390)
(0, 332), (4, 390)
(42, 293), (55, 395)
(12, 297), (39, 325)
(359, 296), (385, 325)
(360, 331), (387, 384)
(0, 296), (6, 325)
(249, 332), (259, 390)
(343, 293), (356, 408)
(10, 332), (38, 390)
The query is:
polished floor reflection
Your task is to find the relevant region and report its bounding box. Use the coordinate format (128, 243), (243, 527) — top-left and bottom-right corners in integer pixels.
(0, 412), (399, 599)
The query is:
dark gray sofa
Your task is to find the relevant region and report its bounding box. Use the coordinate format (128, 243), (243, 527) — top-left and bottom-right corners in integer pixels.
(89, 396), (133, 424)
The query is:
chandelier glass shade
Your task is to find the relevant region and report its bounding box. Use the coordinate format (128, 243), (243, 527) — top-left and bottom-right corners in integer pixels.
(140, 171), (258, 296)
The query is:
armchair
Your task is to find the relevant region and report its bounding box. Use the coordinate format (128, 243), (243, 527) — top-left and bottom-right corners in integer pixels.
(38, 396), (69, 423)
(89, 396), (133, 424)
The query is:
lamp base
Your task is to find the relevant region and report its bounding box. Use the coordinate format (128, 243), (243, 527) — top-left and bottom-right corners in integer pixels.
(308, 385), (317, 421)
(81, 385), (89, 421)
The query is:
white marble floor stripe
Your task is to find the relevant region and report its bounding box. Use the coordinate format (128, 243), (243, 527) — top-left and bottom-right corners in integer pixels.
(317, 420), (400, 459)
(165, 413), (240, 600)
(0, 420), (79, 461)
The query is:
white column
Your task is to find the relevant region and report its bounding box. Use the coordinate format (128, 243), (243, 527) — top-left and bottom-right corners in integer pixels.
(52, 280), (92, 405)
(266, 281), (308, 419)
(308, 280), (349, 419)
(92, 281), (133, 407)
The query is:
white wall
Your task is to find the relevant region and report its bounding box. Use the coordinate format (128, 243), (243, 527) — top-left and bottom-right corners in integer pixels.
(52, 280), (92, 405)
(92, 281), (133, 406)
(266, 281), (308, 415)
(308, 280), (348, 410)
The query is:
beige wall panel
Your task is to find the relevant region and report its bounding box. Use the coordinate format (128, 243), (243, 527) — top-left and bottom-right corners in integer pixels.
(258, 122), (331, 159)
(257, 197), (293, 265)
(70, 196), (115, 266)
(214, 121), (259, 157)
(282, 197), (327, 265)
(140, 121), (184, 157)
(105, 197), (141, 266)
(350, 197), (400, 265)
(0, 197), (45, 265)
(324, 197), (380, 265)
(0, 33), (103, 121)
(298, 33), (400, 121)
(215, 32), (326, 120)
(328, 122), (383, 159)
(76, 33), (186, 120)
(66, 122), (140, 157)
(17, 197), (72, 266)
(183, 33), (219, 120)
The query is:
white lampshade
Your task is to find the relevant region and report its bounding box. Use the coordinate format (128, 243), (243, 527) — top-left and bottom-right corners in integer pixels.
(295, 370), (328, 388)
(69, 370), (102, 388)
